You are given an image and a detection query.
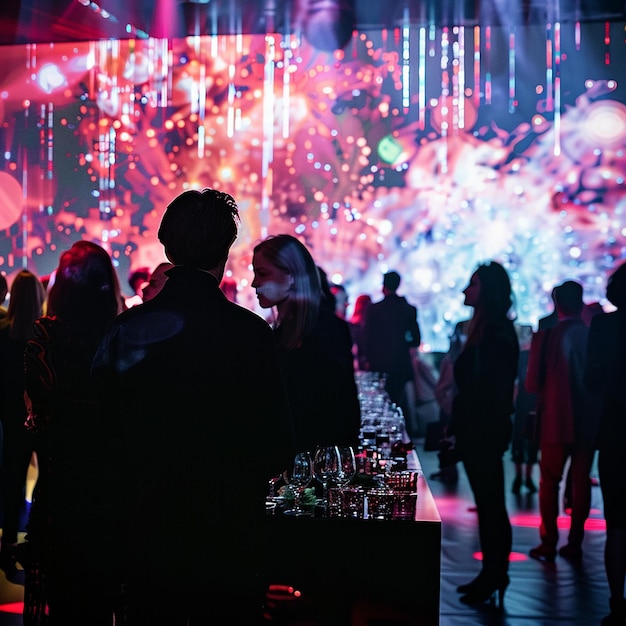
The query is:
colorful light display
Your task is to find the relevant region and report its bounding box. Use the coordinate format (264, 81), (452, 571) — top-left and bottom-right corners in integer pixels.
(0, 21), (624, 350)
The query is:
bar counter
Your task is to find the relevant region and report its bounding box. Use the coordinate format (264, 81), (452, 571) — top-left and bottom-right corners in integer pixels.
(264, 450), (441, 624)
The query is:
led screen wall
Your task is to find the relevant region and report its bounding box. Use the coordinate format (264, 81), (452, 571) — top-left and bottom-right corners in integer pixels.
(0, 22), (624, 349)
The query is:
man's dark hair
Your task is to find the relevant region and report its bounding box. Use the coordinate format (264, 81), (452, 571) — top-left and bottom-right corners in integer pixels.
(554, 280), (584, 317)
(158, 189), (239, 270)
(383, 271), (401, 292)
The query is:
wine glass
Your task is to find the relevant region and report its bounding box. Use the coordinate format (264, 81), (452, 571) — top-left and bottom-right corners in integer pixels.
(313, 446), (341, 513)
(283, 452), (313, 516)
(336, 446), (356, 487)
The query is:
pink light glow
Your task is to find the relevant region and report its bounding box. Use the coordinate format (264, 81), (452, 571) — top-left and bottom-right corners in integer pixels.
(0, 23), (624, 351)
(510, 513), (606, 532)
(472, 551), (529, 563)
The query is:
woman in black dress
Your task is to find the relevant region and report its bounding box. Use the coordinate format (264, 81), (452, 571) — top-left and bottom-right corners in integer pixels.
(449, 261), (519, 606)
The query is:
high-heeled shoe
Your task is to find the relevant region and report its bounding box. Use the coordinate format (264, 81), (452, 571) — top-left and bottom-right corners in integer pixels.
(459, 576), (509, 608)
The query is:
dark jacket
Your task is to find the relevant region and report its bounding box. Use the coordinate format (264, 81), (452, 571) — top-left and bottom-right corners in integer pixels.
(526, 317), (594, 446)
(450, 320), (519, 454)
(92, 266), (295, 595)
(363, 293), (421, 383)
(276, 307), (361, 452)
(585, 310), (626, 450)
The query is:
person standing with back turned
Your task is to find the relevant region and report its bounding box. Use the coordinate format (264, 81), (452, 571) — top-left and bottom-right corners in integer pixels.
(93, 188), (295, 626)
(526, 280), (595, 562)
(363, 271), (421, 437)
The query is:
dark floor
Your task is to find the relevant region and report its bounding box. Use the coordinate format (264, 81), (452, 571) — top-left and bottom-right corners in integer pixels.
(0, 443), (611, 625)
(428, 443), (609, 626)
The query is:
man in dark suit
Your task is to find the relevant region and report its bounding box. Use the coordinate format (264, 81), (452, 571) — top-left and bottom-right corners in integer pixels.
(93, 189), (294, 625)
(363, 270), (421, 437)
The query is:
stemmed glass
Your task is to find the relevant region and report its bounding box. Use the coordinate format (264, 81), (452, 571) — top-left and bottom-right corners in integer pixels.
(283, 452), (313, 516)
(336, 446), (356, 487)
(313, 446), (341, 513)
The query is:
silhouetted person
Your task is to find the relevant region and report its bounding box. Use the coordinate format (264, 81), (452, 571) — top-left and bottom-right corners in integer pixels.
(0, 271), (45, 576)
(586, 262), (626, 626)
(450, 262), (519, 606)
(330, 283), (348, 319)
(93, 189), (294, 626)
(363, 271), (421, 437)
(23, 242), (125, 626)
(511, 324), (538, 495)
(252, 235), (360, 453)
(349, 294), (372, 371)
(526, 280), (595, 562)
(430, 320), (468, 483)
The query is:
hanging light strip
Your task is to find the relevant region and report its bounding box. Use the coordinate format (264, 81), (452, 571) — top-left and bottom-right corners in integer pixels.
(401, 4), (410, 111)
(485, 26), (491, 105)
(282, 35), (292, 139)
(508, 27), (515, 113)
(457, 26), (465, 129)
(418, 26), (426, 130)
(545, 24), (553, 112)
(46, 103), (54, 181)
(554, 22), (561, 156)
(473, 26), (480, 109)
(260, 34), (277, 238)
(440, 26), (449, 173)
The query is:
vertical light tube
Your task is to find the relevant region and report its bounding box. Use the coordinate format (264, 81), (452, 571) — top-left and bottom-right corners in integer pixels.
(282, 35), (292, 140)
(457, 26), (465, 130)
(473, 26), (480, 109)
(197, 37), (207, 158)
(401, 4), (410, 111)
(508, 27), (515, 113)
(440, 27), (449, 172)
(485, 26), (491, 105)
(419, 26), (426, 130)
(554, 22), (561, 156)
(545, 25), (553, 113)
(260, 34), (276, 238)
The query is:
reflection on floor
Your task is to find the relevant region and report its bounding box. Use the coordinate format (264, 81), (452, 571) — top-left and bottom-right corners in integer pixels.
(0, 445), (610, 625)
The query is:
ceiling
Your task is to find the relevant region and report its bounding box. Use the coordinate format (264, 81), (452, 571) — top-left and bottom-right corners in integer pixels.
(1, 0), (625, 46)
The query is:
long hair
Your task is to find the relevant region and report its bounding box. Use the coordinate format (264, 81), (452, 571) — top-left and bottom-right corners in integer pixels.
(350, 294), (372, 326)
(47, 241), (124, 342)
(6, 270), (45, 341)
(465, 261), (514, 347)
(253, 234), (321, 350)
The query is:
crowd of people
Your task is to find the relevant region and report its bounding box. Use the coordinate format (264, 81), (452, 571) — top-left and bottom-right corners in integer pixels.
(0, 186), (623, 625)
